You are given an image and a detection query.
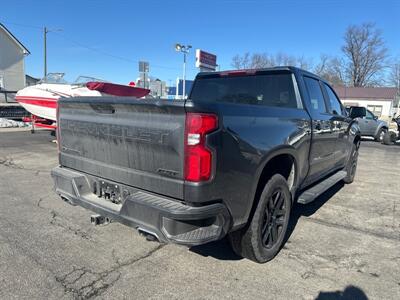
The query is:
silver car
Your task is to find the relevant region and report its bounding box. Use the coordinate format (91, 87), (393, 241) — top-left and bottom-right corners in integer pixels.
(353, 108), (388, 142)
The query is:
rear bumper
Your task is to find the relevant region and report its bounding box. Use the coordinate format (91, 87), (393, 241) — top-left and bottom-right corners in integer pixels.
(51, 166), (231, 246)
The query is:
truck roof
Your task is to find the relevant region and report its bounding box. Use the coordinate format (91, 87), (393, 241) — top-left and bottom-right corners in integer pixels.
(196, 66), (324, 82)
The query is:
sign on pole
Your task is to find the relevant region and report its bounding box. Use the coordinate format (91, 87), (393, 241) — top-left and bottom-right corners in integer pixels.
(195, 49), (217, 71)
(139, 61), (150, 73)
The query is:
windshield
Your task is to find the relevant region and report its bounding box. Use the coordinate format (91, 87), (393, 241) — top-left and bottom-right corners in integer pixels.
(73, 76), (107, 85)
(39, 73), (68, 84)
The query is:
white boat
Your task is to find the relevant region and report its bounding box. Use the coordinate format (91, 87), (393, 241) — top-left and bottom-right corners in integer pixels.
(16, 73), (149, 124)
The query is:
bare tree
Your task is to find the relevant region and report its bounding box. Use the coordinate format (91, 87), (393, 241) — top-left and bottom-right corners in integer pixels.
(341, 23), (388, 87)
(388, 58), (400, 88)
(314, 54), (345, 86)
(231, 52), (251, 69)
(231, 52), (313, 70)
(389, 59), (400, 112)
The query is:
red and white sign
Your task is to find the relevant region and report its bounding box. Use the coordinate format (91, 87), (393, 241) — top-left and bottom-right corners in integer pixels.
(196, 49), (217, 71)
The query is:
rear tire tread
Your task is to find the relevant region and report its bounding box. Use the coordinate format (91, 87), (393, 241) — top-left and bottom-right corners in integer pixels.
(229, 174), (291, 263)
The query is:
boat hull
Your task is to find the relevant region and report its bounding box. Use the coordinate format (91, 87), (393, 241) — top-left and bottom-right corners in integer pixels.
(16, 96), (58, 121)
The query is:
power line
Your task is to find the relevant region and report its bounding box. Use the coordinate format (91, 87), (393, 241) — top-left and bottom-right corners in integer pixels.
(53, 32), (199, 71)
(0, 20), (42, 30)
(1, 19), (199, 72)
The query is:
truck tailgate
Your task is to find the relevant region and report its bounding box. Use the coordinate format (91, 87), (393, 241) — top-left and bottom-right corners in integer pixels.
(58, 97), (185, 199)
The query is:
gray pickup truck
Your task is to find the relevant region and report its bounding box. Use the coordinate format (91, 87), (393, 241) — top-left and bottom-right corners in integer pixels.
(51, 67), (365, 263)
(347, 107), (388, 142)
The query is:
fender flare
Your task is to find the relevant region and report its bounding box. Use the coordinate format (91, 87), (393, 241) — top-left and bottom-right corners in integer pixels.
(249, 146), (300, 205)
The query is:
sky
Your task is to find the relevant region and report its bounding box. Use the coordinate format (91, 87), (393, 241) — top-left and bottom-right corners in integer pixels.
(1, 0), (400, 85)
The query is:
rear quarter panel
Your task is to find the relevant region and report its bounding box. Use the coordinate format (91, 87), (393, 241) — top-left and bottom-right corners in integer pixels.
(184, 100), (312, 228)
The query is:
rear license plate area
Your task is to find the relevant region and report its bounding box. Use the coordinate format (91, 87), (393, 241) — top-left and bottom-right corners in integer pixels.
(94, 180), (122, 204)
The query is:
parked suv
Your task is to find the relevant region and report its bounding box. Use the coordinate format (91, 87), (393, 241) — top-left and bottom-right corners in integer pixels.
(348, 107), (388, 141)
(52, 67), (364, 263)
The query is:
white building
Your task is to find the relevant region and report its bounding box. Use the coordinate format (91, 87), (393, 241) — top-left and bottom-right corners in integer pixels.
(334, 86), (398, 118)
(0, 23), (30, 92)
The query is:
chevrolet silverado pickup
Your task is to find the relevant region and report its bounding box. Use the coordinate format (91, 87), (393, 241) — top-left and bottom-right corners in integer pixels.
(51, 67), (365, 263)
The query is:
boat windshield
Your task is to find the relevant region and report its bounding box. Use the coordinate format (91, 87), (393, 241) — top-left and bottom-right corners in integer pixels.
(39, 73), (68, 84)
(73, 76), (106, 85)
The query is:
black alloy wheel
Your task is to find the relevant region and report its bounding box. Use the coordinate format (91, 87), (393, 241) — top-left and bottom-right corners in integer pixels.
(261, 188), (288, 249)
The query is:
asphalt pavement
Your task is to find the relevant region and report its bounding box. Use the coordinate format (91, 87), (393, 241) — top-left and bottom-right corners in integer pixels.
(0, 130), (399, 299)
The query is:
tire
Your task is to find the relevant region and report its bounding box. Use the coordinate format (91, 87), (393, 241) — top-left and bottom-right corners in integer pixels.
(382, 131), (397, 145)
(375, 128), (387, 142)
(229, 174), (292, 263)
(343, 142), (359, 184)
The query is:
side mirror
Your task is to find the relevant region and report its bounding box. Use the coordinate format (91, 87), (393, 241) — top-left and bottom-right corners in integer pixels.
(349, 107), (366, 119)
(373, 115), (378, 120)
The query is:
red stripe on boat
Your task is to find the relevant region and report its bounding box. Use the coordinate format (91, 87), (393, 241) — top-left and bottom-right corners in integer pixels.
(16, 96), (58, 101)
(16, 98), (58, 108)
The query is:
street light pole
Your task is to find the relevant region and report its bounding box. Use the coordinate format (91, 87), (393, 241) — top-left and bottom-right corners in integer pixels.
(175, 43), (191, 99)
(397, 66), (400, 116)
(182, 51), (186, 100)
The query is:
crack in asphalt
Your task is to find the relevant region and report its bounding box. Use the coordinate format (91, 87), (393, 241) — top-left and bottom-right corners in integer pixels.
(0, 156), (50, 175)
(49, 210), (92, 240)
(0, 156), (23, 169)
(282, 249), (391, 285)
(0, 211), (165, 299)
(55, 244), (165, 299)
(304, 216), (399, 241)
(37, 198), (43, 208)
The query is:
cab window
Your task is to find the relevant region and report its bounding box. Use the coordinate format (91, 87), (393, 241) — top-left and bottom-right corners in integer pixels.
(365, 110), (375, 120)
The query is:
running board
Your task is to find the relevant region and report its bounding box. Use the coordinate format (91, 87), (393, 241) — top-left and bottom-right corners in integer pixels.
(297, 170), (347, 204)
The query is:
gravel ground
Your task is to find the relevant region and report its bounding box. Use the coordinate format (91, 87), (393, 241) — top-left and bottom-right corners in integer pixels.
(0, 130), (399, 300)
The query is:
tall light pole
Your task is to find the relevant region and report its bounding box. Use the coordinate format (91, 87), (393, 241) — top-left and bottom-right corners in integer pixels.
(44, 27), (62, 78)
(175, 43), (192, 99)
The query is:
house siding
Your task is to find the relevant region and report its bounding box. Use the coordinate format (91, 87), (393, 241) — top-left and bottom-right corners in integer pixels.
(0, 28), (26, 91)
(341, 99), (393, 118)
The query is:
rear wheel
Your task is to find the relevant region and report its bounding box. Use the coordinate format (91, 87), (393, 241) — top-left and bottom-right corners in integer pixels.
(343, 141), (359, 184)
(229, 174), (291, 263)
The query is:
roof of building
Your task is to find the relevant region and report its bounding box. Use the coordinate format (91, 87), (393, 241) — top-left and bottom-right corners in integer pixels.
(25, 74), (40, 81)
(334, 86), (398, 101)
(0, 23), (30, 55)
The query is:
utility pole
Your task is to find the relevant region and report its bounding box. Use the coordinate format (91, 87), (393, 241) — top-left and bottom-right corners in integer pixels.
(43, 27), (62, 78)
(44, 27), (48, 77)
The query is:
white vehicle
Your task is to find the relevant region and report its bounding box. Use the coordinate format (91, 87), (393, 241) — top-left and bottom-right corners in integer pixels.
(16, 73), (149, 127)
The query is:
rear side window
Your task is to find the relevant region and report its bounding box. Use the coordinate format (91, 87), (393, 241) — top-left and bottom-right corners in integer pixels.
(190, 73), (298, 108)
(324, 83), (343, 115)
(304, 77), (327, 114)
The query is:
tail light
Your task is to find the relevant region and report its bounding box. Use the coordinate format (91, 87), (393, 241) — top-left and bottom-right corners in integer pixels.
(184, 113), (218, 182)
